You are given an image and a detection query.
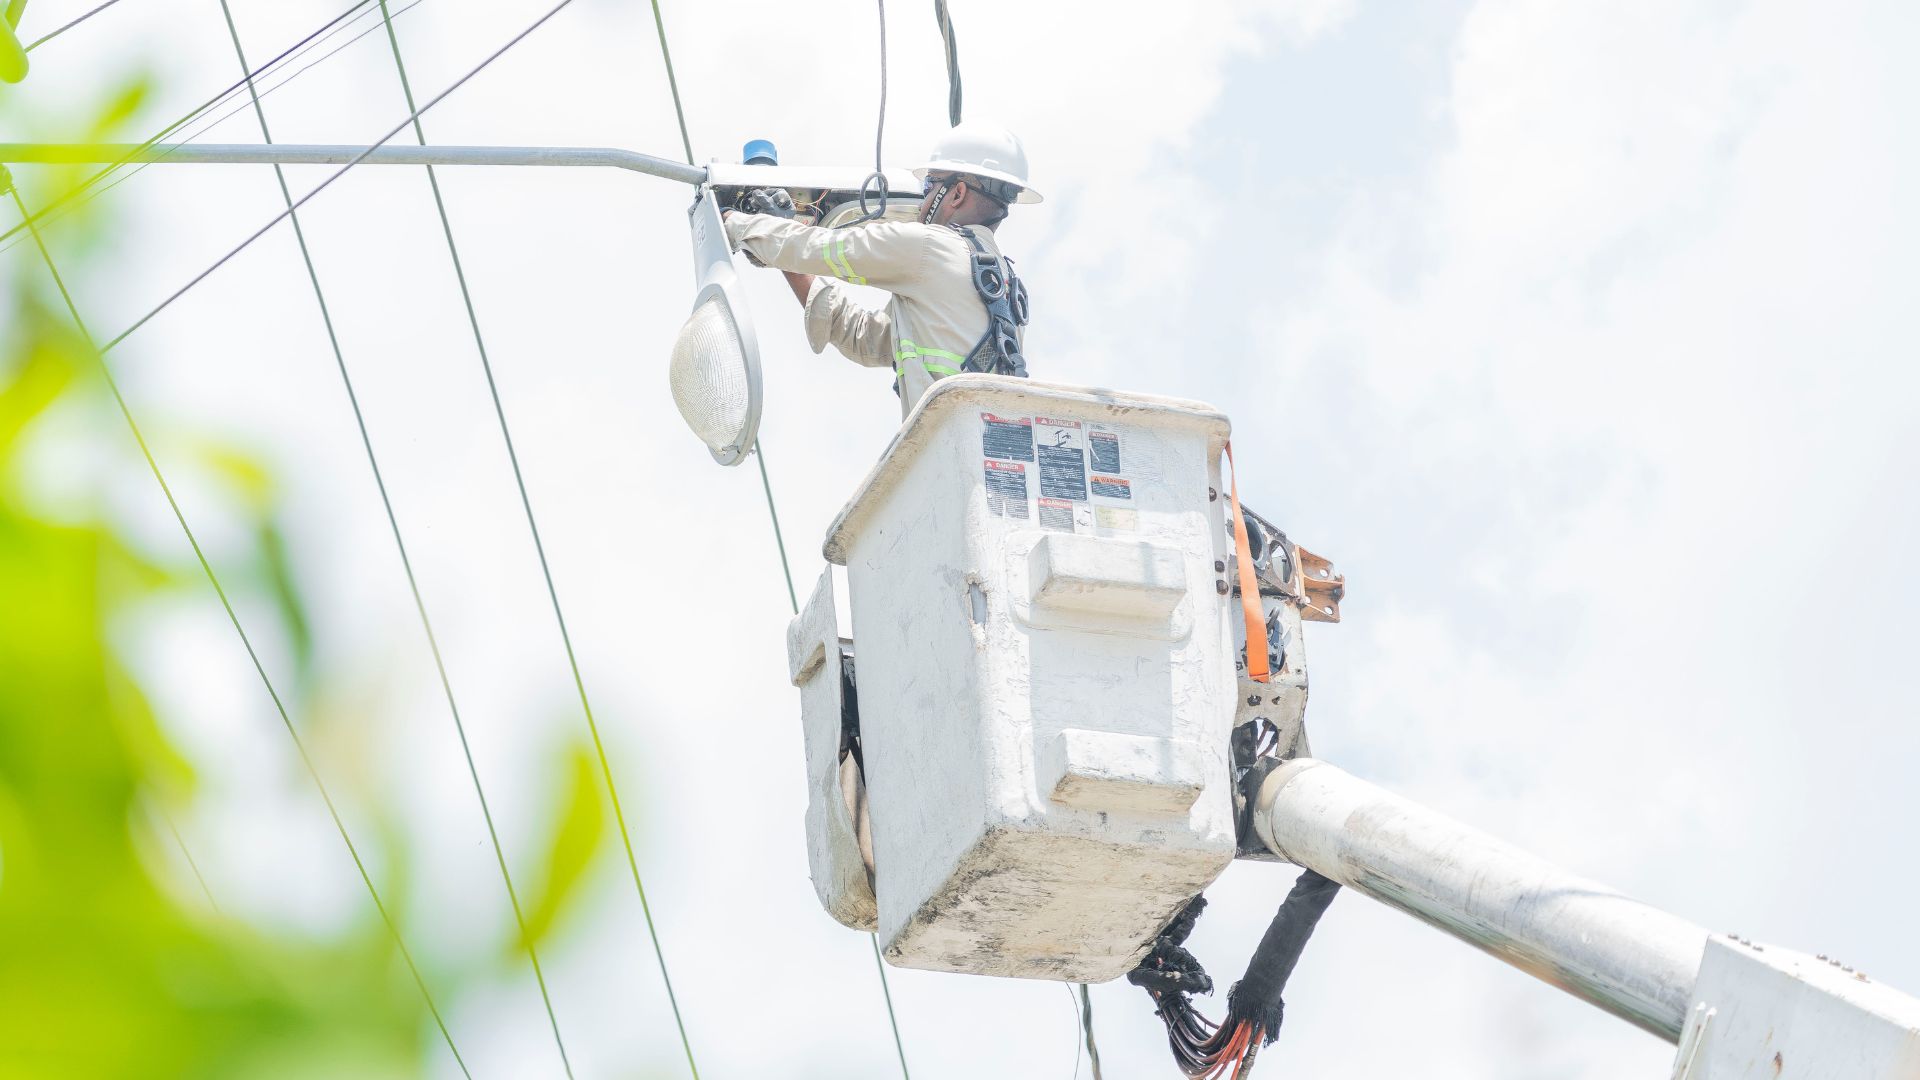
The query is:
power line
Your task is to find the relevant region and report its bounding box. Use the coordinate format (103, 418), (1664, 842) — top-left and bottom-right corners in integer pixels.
(753, 445), (797, 611)
(212, 1), (573, 1073)
(90, 0), (580, 357)
(639, 0), (914, 1072)
(4, 177), (470, 1078)
(872, 0), (887, 176)
(0, 0), (431, 262)
(870, 935), (912, 1078)
(0, 0), (385, 253)
(1078, 984), (1105, 1080)
(1066, 983), (1082, 1080)
(22, 0), (130, 52)
(932, 0), (961, 126)
(2, 3), (588, 1068)
(366, 1), (705, 1074)
(158, 805), (221, 915)
(644, 0), (692, 165)
(863, 4), (916, 1073)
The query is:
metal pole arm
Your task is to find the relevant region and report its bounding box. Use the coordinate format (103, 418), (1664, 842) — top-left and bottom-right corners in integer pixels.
(0, 143), (709, 185)
(1253, 758), (1708, 1040)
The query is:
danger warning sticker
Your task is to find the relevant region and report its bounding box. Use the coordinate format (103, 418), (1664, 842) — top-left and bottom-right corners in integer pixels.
(1038, 497), (1075, 532)
(1089, 430), (1121, 474)
(984, 460), (1029, 519)
(981, 412), (1035, 462)
(1037, 446), (1086, 501)
(1090, 475), (1131, 500)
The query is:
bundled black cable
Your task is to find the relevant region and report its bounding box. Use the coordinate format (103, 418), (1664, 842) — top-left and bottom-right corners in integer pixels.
(933, 0), (962, 126)
(1128, 871), (1340, 1078)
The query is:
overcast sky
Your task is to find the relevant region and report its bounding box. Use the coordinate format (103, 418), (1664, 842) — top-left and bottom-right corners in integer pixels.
(8, 0), (1919, 1076)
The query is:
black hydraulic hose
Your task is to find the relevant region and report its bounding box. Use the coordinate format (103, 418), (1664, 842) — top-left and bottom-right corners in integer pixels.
(1129, 870), (1340, 1076)
(1228, 869), (1341, 1043)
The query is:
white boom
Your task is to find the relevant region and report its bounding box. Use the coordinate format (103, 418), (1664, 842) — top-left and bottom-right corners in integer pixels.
(1252, 758), (1920, 1076)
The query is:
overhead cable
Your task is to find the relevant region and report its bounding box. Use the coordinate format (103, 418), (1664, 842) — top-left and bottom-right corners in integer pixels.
(3, 178), (470, 1078)
(638, 2), (912, 1072)
(859, 10), (914, 1072)
(158, 806), (220, 914)
(1066, 984), (1083, 1080)
(873, 0), (888, 176)
(753, 447), (797, 610)
(644, 0), (693, 165)
(91, 0), (580, 356)
(852, 0), (889, 222)
(369, 0), (703, 1074)
(0, 0), (396, 254)
(22, 0), (129, 52)
(932, 0), (960, 126)
(0, 0), (431, 259)
(1078, 984), (1105, 1080)
(213, 0), (572, 1072)
(869, 934), (912, 1079)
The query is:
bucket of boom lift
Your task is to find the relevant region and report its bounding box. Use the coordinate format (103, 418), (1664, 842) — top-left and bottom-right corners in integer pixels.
(790, 375), (1246, 981)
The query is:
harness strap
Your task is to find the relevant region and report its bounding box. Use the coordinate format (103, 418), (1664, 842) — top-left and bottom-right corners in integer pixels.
(1226, 441), (1271, 683)
(951, 225), (1029, 378)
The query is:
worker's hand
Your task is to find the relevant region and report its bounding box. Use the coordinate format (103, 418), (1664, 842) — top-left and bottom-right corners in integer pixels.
(718, 208), (766, 266)
(743, 186), (797, 219)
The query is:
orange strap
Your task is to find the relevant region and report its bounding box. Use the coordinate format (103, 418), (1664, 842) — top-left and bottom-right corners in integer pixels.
(1226, 441), (1269, 683)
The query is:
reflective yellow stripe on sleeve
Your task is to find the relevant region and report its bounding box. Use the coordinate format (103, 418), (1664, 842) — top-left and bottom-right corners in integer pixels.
(896, 340), (964, 378)
(824, 237), (867, 285)
(821, 240), (848, 281)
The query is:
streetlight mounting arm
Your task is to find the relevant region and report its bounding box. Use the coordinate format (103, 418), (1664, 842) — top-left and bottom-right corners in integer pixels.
(0, 143), (711, 185)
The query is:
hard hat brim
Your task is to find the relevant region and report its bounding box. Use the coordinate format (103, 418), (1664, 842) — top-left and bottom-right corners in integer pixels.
(914, 163), (1042, 204)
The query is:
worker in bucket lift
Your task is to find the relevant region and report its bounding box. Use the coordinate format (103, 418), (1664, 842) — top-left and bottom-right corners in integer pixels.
(722, 122), (1039, 419)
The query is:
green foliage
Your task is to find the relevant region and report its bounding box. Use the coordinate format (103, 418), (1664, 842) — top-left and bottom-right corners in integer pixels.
(0, 291), (429, 1079)
(516, 741), (609, 955)
(0, 73), (618, 1079)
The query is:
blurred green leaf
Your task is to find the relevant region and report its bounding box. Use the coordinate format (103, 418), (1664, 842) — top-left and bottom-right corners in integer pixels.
(513, 739), (608, 955)
(190, 438), (275, 513)
(0, 312), (77, 455)
(0, 73), (454, 1079)
(183, 437), (314, 680)
(254, 517), (313, 684)
(82, 77), (152, 142)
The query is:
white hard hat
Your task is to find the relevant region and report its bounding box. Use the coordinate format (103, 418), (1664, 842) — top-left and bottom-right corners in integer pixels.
(914, 122), (1042, 204)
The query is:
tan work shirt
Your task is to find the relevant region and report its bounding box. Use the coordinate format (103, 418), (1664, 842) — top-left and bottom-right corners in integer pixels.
(724, 213), (1018, 419)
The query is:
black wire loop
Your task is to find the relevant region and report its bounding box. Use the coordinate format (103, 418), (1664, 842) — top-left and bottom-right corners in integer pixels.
(855, 168), (891, 224)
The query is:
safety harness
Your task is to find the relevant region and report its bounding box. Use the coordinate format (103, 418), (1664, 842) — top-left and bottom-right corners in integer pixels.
(952, 223), (1029, 378)
(890, 222), (1031, 396)
(915, 173), (1030, 381)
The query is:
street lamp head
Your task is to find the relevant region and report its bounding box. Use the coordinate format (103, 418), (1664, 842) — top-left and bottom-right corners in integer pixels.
(669, 191), (762, 466)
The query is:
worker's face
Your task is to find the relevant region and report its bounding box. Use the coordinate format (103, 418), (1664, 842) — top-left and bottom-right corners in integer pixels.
(919, 173), (966, 225)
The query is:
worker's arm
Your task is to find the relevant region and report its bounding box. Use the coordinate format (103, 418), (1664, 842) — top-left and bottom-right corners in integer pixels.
(725, 213), (934, 293)
(781, 271), (815, 306)
(801, 277), (894, 369)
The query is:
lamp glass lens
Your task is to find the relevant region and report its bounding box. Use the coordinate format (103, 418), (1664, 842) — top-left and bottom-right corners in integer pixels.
(669, 294), (751, 454)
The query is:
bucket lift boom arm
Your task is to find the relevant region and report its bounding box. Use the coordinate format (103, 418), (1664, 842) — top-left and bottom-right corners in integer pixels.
(1250, 758), (1920, 1076)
